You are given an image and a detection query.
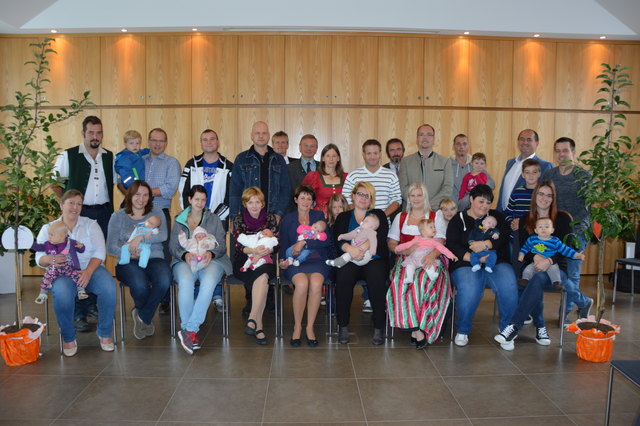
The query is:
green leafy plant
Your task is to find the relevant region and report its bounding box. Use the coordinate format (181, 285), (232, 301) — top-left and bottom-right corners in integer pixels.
(578, 63), (640, 329)
(0, 38), (91, 325)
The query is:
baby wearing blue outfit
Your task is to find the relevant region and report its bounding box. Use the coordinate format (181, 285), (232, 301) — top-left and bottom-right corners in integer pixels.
(468, 215), (500, 273)
(115, 130), (150, 189)
(119, 216), (161, 268)
(518, 217), (585, 288)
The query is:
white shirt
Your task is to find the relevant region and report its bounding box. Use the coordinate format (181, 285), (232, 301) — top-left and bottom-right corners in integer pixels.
(500, 153), (536, 210)
(35, 216), (106, 270)
(54, 144), (116, 205)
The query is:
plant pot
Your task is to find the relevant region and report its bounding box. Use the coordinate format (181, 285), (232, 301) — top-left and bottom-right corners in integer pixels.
(566, 317), (621, 363)
(0, 317), (45, 366)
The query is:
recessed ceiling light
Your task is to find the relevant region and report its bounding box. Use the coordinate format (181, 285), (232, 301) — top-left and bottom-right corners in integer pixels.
(50, 29), (57, 33)
(600, 35), (606, 39)
(534, 34), (540, 38)
(463, 31), (469, 35)
(192, 28), (198, 31)
(121, 28), (128, 33)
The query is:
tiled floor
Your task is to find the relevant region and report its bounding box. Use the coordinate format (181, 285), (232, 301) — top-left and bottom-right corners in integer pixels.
(0, 275), (638, 425)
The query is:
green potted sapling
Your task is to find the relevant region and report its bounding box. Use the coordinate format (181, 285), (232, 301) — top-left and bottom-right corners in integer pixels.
(567, 63), (640, 362)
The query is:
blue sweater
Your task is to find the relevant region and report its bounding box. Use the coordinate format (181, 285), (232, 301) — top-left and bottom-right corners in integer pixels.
(519, 235), (578, 259)
(115, 148), (150, 188)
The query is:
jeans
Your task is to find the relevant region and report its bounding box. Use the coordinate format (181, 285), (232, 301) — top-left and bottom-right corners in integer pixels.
(173, 260), (225, 332)
(566, 234), (588, 312)
(51, 265), (116, 343)
(470, 250), (497, 269)
(450, 263), (518, 334)
(515, 270), (567, 328)
(116, 258), (171, 324)
(285, 246), (312, 264)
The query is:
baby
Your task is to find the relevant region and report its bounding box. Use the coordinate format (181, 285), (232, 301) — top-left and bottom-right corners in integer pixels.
(468, 215), (500, 273)
(115, 130), (150, 189)
(326, 215), (379, 268)
(395, 219), (458, 283)
(459, 152), (489, 202)
(237, 228), (279, 271)
(518, 217), (585, 288)
(179, 226), (219, 273)
(32, 221), (86, 304)
(119, 215), (161, 268)
(285, 220), (328, 266)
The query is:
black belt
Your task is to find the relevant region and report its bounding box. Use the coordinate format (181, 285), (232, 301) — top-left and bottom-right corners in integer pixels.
(82, 203), (110, 210)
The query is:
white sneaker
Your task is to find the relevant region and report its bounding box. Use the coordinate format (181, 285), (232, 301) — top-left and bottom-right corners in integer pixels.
(62, 340), (78, 357)
(535, 327), (551, 346)
(454, 333), (468, 347)
(499, 340), (515, 351)
(471, 265), (481, 272)
(362, 299), (373, 313)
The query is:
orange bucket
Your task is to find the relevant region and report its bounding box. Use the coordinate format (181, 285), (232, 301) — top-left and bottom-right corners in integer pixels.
(574, 328), (615, 363)
(0, 328), (42, 366)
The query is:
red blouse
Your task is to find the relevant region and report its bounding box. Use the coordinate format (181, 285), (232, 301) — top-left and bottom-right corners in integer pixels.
(301, 171), (348, 216)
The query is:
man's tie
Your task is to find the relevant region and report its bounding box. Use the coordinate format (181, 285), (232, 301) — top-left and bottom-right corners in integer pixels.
(306, 161), (311, 173)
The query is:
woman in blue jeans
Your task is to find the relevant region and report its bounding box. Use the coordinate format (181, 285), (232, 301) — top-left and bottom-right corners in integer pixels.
(445, 184), (518, 348)
(170, 185), (231, 354)
(35, 190), (116, 356)
(494, 180), (592, 350)
(107, 180), (171, 340)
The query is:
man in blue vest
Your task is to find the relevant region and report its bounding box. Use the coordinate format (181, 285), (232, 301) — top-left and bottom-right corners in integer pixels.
(53, 115), (115, 332)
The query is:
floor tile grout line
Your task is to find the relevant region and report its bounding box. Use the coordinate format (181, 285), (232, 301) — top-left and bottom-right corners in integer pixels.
(348, 344), (371, 425)
(260, 336), (278, 425)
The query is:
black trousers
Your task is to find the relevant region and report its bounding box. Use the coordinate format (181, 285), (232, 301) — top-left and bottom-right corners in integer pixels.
(335, 257), (388, 329)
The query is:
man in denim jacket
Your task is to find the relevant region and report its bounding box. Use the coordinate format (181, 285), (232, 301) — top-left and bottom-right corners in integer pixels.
(229, 121), (291, 223)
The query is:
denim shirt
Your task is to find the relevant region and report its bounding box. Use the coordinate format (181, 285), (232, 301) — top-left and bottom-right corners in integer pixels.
(229, 146), (291, 218)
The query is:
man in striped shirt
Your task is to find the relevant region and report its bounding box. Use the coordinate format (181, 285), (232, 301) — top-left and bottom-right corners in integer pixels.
(342, 139), (402, 219)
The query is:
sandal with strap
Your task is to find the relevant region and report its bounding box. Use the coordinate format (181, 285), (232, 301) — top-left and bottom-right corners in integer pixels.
(255, 330), (268, 345)
(244, 319), (257, 336)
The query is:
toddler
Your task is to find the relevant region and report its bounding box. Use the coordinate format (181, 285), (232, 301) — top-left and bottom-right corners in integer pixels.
(395, 219), (458, 283)
(326, 215), (379, 268)
(285, 220), (328, 266)
(326, 193), (348, 227)
(32, 221), (87, 304)
(119, 215), (161, 268)
(237, 229), (279, 271)
(458, 153), (489, 202)
(115, 130), (150, 189)
(518, 217), (585, 288)
(468, 215), (500, 273)
(434, 198), (457, 238)
(179, 226), (219, 273)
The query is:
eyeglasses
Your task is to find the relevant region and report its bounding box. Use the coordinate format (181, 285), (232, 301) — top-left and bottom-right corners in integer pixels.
(355, 192), (370, 199)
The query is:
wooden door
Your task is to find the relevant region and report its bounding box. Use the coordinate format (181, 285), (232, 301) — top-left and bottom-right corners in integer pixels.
(237, 36), (285, 104)
(284, 35), (332, 105)
(424, 38), (469, 107)
(513, 40), (556, 108)
(101, 35), (146, 105)
(331, 36), (378, 105)
(145, 35), (192, 105)
(192, 35), (238, 104)
(47, 37), (101, 106)
(378, 37), (423, 105)
(469, 39), (513, 107)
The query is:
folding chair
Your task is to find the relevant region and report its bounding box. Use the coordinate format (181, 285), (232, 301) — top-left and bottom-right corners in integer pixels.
(118, 280), (177, 341)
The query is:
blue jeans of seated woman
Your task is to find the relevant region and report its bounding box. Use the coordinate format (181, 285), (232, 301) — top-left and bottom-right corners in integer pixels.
(116, 258), (171, 324)
(173, 259), (225, 333)
(51, 265), (116, 343)
(450, 263), (518, 334)
(514, 270), (567, 329)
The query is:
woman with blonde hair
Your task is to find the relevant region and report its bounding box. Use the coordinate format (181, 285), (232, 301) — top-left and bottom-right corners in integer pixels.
(330, 181), (389, 345)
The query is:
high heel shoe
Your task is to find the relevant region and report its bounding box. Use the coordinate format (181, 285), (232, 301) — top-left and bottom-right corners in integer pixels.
(290, 338), (301, 347)
(255, 330), (268, 345)
(244, 319), (257, 336)
(306, 337), (318, 347)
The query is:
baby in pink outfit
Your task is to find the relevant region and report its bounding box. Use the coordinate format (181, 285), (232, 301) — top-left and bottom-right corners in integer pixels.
(395, 219), (458, 283)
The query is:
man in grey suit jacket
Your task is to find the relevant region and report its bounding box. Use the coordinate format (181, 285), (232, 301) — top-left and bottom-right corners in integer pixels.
(287, 134), (319, 211)
(496, 129), (554, 212)
(398, 124), (453, 211)
(272, 131), (296, 164)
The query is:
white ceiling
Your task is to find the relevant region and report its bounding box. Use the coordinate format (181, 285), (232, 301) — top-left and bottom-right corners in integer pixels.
(0, 0), (639, 40)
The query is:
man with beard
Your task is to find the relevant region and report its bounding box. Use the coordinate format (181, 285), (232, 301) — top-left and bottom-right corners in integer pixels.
(382, 138), (404, 174)
(53, 115), (115, 332)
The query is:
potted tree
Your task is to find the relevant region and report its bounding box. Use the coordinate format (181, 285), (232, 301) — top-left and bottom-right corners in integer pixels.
(567, 63), (640, 362)
(0, 38), (91, 365)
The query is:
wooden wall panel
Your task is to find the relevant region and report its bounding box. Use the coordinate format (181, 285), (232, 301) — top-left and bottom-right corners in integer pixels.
(145, 35), (192, 105)
(0, 37), (40, 106)
(284, 36), (332, 105)
(190, 108), (238, 158)
(513, 40), (556, 108)
(101, 35), (146, 105)
(468, 111), (513, 196)
(378, 37), (423, 106)
(191, 35), (238, 104)
(424, 38), (469, 107)
(283, 108), (332, 159)
(47, 37), (101, 106)
(614, 45), (640, 110)
(331, 109), (376, 172)
(555, 42), (614, 110)
(332, 36), (378, 105)
(236, 108), (285, 153)
(422, 110), (469, 157)
(511, 111), (556, 162)
(237, 36), (284, 104)
(469, 39), (513, 107)
(554, 112), (604, 155)
(377, 109), (424, 155)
